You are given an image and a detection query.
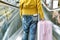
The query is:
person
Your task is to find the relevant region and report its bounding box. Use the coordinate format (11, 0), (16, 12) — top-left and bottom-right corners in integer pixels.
(20, 0), (44, 40)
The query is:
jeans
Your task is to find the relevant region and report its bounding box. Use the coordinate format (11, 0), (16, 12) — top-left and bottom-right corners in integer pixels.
(22, 15), (38, 40)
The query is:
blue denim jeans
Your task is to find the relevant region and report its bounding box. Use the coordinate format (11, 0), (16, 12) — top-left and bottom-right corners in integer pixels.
(22, 15), (38, 40)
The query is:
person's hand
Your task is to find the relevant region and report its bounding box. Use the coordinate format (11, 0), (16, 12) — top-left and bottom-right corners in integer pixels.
(41, 18), (45, 21)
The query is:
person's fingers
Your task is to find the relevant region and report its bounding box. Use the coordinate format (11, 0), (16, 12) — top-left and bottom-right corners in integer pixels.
(41, 18), (45, 21)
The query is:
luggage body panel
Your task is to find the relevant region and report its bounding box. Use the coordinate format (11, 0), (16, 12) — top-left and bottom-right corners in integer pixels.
(37, 21), (53, 40)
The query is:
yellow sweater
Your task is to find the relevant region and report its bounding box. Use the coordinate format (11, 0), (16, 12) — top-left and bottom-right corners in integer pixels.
(20, 0), (44, 19)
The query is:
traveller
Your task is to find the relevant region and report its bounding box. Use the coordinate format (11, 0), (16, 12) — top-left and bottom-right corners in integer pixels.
(20, 0), (44, 40)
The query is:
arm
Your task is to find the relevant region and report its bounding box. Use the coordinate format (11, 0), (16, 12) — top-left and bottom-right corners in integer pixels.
(37, 0), (44, 20)
(19, 0), (23, 18)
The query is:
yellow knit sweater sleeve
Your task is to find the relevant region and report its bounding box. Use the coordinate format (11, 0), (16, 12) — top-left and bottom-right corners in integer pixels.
(20, 0), (23, 18)
(37, 0), (44, 20)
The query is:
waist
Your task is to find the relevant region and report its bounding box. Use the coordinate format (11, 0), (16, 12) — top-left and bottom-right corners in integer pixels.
(22, 14), (38, 16)
(22, 8), (38, 15)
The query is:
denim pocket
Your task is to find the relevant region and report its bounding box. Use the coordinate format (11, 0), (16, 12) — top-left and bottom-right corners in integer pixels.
(32, 16), (38, 21)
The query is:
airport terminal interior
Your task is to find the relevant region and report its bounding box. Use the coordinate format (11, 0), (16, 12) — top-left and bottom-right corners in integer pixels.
(0, 0), (60, 40)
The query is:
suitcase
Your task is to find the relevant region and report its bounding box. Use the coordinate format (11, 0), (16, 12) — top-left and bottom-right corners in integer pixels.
(37, 20), (53, 40)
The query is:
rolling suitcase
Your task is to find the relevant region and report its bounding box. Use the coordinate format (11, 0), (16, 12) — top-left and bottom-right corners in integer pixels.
(37, 20), (53, 40)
